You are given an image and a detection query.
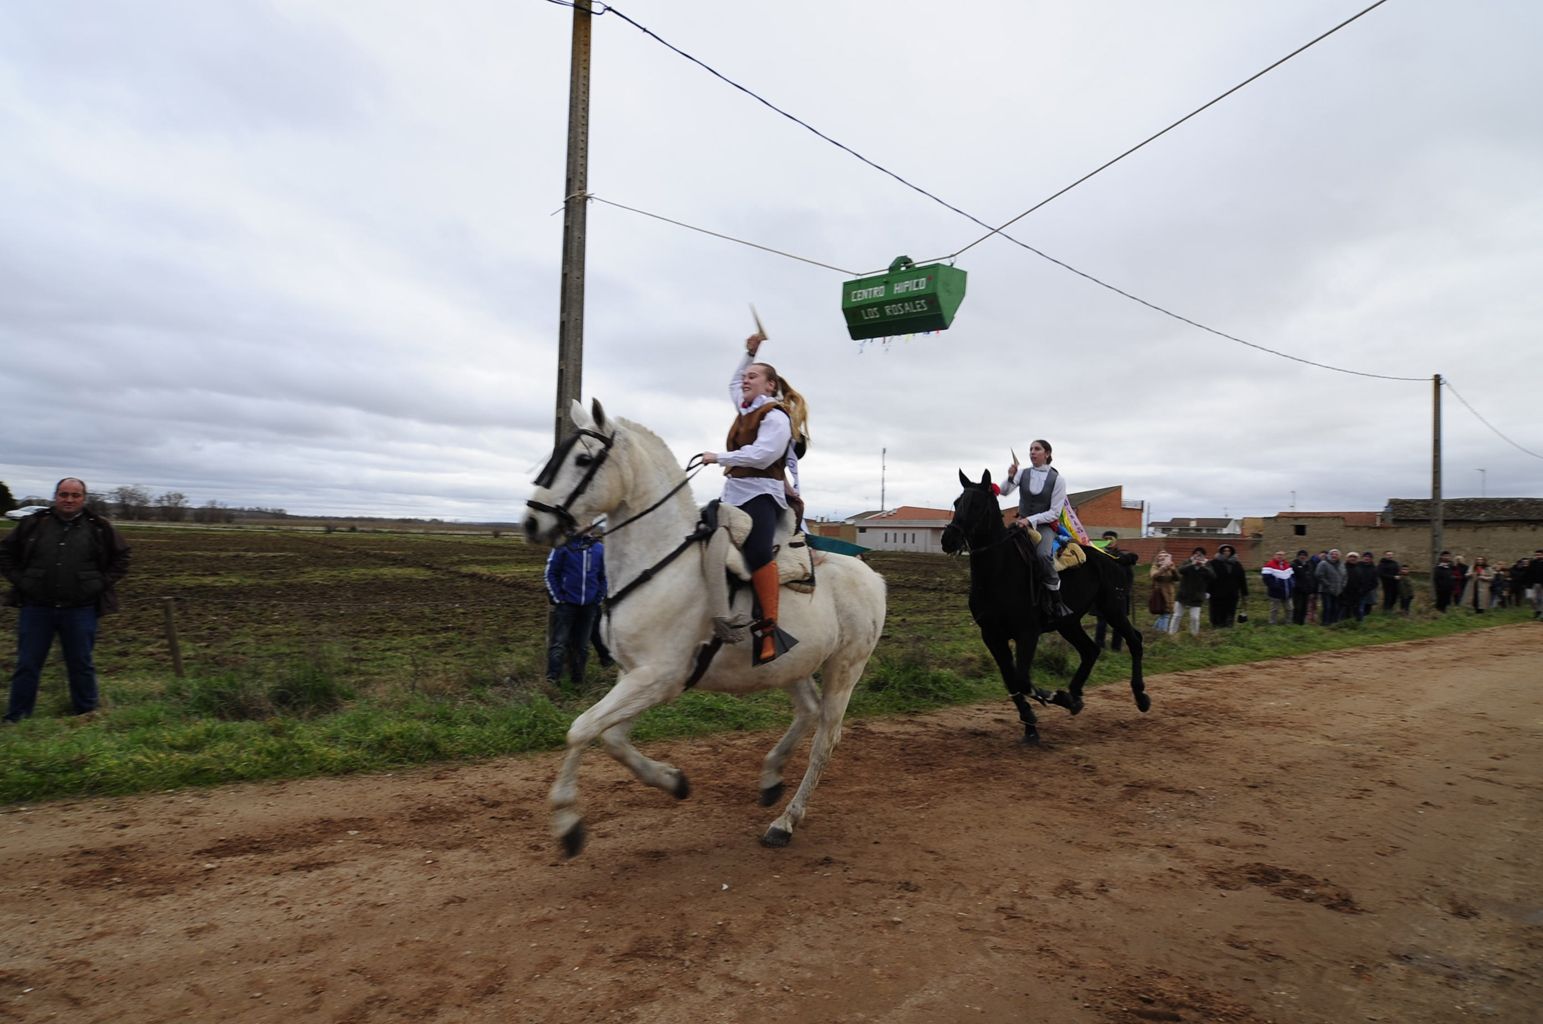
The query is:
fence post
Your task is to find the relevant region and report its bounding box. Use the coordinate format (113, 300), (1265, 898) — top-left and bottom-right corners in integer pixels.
(161, 597), (185, 678)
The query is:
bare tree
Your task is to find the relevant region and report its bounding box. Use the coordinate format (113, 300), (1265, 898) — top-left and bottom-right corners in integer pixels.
(193, 499), (235, 524)
(156, 491), (189, 522)
(111, 485), (152, 521)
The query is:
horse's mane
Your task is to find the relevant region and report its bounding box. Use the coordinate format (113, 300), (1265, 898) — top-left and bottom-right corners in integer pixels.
(612, 416), (692, 499)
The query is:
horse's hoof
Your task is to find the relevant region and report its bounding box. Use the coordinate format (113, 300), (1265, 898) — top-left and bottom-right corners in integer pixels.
(1021, 728), (1040, 746)
(559, 821), (587, 859)
(1050, 690), (1084, 716)
(1136, 693), (1152, 713)
(671, 771), (691, 800)
(760, 826), (793, 848)
(1030, 688), (1051, 706)
(759, 782), (786, 807)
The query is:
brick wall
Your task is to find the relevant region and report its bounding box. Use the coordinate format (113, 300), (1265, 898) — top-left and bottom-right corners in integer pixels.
(1115, 535), (1261, 568)
(1258, 519), (1543, 569)
(1077, 488), (1143, 538)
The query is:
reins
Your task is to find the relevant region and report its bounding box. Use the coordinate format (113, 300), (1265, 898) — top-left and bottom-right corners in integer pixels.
(527, 431), (712, 611)
(596, 454), (710, 609)
(603, 455), (705, 539)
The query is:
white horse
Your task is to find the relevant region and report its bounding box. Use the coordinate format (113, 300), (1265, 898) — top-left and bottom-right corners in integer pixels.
(523, 400), (887, 856)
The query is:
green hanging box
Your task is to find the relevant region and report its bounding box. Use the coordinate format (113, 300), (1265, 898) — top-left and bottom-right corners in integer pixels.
(840, 256), (968, 340)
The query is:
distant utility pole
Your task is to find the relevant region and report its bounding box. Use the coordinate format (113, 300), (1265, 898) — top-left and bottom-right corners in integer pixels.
(1477, 467), (1486, 497)
(554, 0), (593, 444)
(1431, 374), (1443, 575)
(880, 448), (887, 511)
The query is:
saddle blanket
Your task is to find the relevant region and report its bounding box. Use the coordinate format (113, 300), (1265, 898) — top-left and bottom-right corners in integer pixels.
(1016, 526), (1089, 573)
(713, 501), (816, 592)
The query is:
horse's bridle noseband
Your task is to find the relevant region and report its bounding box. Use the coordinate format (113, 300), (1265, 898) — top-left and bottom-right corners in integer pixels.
(943, 490), (1020, 555)
(526, 426), (704, 546)
(526, 425), (711, 612)
(525, 427), (615, 536)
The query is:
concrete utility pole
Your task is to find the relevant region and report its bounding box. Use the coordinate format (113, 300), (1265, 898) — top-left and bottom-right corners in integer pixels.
(880, 448), (887, 512)
(1431, 374), (1443, 577)
(554, 0), (593, 444)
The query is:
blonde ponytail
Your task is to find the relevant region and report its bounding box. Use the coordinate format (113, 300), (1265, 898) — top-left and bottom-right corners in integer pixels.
(754, 362), (811, 450)
(778, 378), (810, 450)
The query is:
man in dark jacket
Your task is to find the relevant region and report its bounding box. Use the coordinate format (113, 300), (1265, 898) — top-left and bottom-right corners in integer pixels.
(1093, 531), (1138, 651)
(1, 478), (132, 722)
(1432, 551), (1454, 612)
(543, 532), (608, 688)
(1207, 544), (1248, 627)
(1342, 552), (1378, 622)
(1289, 549), (1317, 625)
(1376, 551), (1402, 612)
(1171, 547), (1215, 637)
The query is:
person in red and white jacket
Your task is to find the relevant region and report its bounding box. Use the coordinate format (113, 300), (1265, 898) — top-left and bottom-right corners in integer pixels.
(1260, 550), (1295, 626)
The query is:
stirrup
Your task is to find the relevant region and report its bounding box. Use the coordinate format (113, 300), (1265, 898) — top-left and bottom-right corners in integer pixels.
(751, 620), (799, 665)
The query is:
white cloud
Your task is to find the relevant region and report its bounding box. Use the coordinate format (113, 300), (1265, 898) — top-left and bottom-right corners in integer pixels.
(1, 0), (1539, 528)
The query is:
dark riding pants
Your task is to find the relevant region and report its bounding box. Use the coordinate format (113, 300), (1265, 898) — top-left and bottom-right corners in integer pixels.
(738, 494), (782, 572)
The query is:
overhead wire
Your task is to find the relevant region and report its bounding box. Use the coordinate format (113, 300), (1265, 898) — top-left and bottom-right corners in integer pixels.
(547, 1), (1538, 481)
(585, 195), (860, 275)
(1443, 379), (1543, 460)
(947, 0), (1393, 260)
(553, 0), (1426, 382)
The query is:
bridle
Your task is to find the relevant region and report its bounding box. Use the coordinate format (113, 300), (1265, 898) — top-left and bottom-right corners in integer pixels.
(524, 427), (616, 537)
(525, 426), (708, 608)
(942, 490), (1018, 556)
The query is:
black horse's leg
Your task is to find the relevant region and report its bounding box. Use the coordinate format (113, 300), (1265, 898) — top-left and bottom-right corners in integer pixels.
(1051, 620), (1099, 715)
(981, 629), (1042, 744)
(1016, 627), (1052, 704)
(1110, 610), (1151, 712)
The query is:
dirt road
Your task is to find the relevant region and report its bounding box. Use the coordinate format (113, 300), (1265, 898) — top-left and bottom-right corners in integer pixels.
(3, 625), (1539, 1023)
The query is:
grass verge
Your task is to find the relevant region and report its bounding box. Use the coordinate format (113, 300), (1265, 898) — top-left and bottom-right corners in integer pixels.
(0, 602), (1532, 805)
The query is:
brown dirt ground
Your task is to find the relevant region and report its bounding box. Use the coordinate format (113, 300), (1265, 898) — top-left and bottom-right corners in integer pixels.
(3, 625), (1539, 1024)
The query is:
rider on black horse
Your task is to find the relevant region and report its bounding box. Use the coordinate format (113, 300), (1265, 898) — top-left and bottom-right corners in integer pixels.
(998, 439), (1074, 619)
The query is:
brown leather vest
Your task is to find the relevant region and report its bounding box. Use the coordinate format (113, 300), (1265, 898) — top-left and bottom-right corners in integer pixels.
(724, 402), (788, 480)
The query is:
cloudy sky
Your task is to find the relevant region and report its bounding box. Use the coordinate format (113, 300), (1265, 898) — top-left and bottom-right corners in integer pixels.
(2, 0), (1539, 524)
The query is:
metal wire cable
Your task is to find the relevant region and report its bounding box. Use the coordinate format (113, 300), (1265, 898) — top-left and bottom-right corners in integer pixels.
(587, 195), (859, 275)
(551, 0), (1426, 382)
(947, 0), (1393, 260)
(1443, 379), (1543, 460)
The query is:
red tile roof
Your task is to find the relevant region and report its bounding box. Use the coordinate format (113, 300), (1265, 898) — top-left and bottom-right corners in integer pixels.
(859, 505), (954, 523)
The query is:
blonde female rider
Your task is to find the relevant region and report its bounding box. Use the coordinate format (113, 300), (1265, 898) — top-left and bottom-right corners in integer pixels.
(700, 331), (810, 663)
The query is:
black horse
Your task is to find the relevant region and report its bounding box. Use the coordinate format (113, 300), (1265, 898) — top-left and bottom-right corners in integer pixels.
(941, 469), (1149, 744)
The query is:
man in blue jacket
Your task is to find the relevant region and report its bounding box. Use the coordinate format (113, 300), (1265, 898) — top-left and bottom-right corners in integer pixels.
(544, 533), (607, 688)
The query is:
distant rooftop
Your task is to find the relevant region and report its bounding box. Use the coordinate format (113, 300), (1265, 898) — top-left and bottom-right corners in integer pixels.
(1384, 497), (1543, 523)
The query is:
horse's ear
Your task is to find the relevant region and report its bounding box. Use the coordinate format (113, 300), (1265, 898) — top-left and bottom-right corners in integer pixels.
(590, 398), (608, 431)
(958, 469), (971, 489)
(569, 399), (592, 431)
(981, 468), (993, 488)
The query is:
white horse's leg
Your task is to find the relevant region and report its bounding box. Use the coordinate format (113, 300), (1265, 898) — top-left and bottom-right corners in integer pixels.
(759, 677), (820, 807)
(599, 719), (689, 798)
(549, 665), (683, 857)
(760, 654), (867, 848)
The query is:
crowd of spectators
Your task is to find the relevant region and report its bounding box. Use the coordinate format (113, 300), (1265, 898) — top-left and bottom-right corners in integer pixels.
(1142, 545), (1543, 637)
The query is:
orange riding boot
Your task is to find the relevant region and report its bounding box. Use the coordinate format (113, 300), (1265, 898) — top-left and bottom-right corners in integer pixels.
(750, 563), (798, 665)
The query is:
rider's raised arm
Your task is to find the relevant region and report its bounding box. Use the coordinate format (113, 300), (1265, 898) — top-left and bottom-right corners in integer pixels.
(729, 351), (753, 411)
